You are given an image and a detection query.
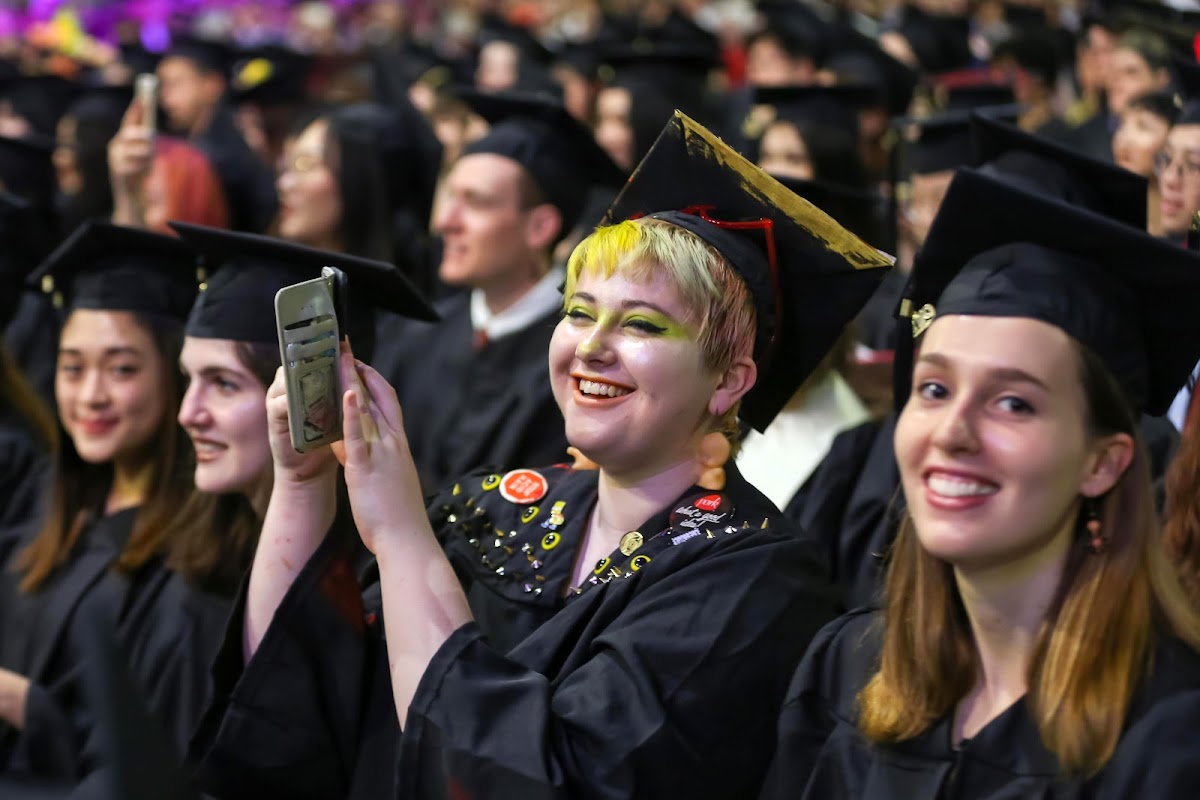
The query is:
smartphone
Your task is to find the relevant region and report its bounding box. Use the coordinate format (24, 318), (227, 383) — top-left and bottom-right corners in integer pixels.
(135, 73), (158, 136)
(274, 267), (347, 452)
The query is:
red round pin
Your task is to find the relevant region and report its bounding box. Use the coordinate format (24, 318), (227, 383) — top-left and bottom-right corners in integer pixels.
(499, 469), (549, 505)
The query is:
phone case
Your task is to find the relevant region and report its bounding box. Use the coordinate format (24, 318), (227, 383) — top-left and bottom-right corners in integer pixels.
(274, 268), (345, 452)
(135, 73), (157, 135)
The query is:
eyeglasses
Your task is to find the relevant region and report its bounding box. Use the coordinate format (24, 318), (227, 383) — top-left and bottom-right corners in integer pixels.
(1153, 149), (1200, 181)
(278, 152), (326, 176)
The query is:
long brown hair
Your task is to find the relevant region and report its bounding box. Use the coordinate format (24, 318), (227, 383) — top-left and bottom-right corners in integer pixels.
(1163, 422), (1200, 605)
(0, 345), (56, 452)
(15, 311), (192, 592)
(166, 340), (277, 594)
(858, 342), (1200, 775)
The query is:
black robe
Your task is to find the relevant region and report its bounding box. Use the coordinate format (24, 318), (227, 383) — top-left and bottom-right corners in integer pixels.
(373, 293), (569, 491)
(190, 463), (840, 799)
(0, 405), (50, 554)
(0, 510), (233, 795)
(792, 413), (1179, 612)
(761, 609), (1200, 799)
(193, 104), (278, 234)
(0, 509), (138, 778)
(3, 292), (58, 411)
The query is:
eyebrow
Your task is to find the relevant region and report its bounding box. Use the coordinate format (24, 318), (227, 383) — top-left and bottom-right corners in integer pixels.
(917, 352), (1050, 391)
(59, 346), (144, 359)
(571, 292), (681, 321)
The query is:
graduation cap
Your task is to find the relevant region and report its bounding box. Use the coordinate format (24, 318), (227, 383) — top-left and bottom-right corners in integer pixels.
(1175, 55), (1200, 103)
(969, 112), (1147, 228)
(0, 134), (55, 204)
(930, 71), (1018, 112)
(990, 26), (1064, 88)
(170, 222), (438, 348)
(478, 14), (554, 67)
(897, 112), (975, 176)
(602, 111), (893, 431)
(773, 174), (888, 248)
(751, 84), (878, 138)
(230, 44), (312, 107)
(891, 7), (972, 74)
(164, 33), (232, 76)
(0, 74), (83, 137)
(26, 221), (199, 318)
(751, 0), (830, 63)
(594, 39), (721, 120)
(0, 192), (33, 330)
(896, 167), (1200, 416)
(66, 83), (134, 120)
(456, 89), (626, 230)
(823, 26), (920, 117)
(119, 40), (164, 75)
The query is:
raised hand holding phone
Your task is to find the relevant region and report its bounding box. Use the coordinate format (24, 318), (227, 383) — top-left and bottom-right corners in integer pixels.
(274, 267), (346, 453)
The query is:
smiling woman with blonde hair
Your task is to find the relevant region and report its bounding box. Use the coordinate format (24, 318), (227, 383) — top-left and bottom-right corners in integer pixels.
(763, 168), (1200, 799)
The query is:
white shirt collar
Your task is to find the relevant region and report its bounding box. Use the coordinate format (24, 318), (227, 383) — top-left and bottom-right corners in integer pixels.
(470, 266), (565, 341)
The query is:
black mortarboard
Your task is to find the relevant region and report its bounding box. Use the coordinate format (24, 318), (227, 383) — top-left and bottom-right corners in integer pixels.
(26, 221), (199, 318)
(773, 175), (888, 249)
(897, 167), (1200, 416)
(66, 83), (134, 120)
(899, 112), (975, 175)
(478, 14), (555, 67)
(164, 33), (232, 76)
(937, 80), (1017, 112)
(752, 84), (878, 138)
(230, 45), (312, 107)
(457, 89), (626, 230)
(594, 40), (720, 121)
(893, 8), (972, 74)
(1175, 55), (1200, 102)
(170, 222), (438, 347)
(969, 112), (1147, 229)
(990, 26), (1064, 88)
(752, 0), (830, 63)
(602, 111), (893, 431)
(0, 134), (54, 204)
(0, 192), (33, 329)
(0, 74), (83, 137)
(824, 26), (920, 117)
(120, 40), (164, 75)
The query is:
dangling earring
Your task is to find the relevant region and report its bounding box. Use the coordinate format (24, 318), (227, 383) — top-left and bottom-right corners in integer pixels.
(697, 432), (731, 491)
(1084, 497), (1107, 555)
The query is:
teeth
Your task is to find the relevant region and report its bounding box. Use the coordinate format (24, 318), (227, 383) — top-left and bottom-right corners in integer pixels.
(579, 379), (632, 398)
(194, 442), (225, 453)
(928, 474), (997, 498)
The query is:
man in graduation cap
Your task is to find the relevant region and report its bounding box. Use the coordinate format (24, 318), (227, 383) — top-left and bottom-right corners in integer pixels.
(157, 34), (277, 234)
(372, 91), (625, 492)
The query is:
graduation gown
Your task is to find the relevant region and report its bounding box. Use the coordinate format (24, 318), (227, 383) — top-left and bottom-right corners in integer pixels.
(3, 292), (58, 410)
(0, 509), (138, 778)
(0, 405), (50, 554)
(194, 104), (278, 234)
(190, 463), (841, 799)
(374, 293), (569, 491)
(761, 609), (1200, 799)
